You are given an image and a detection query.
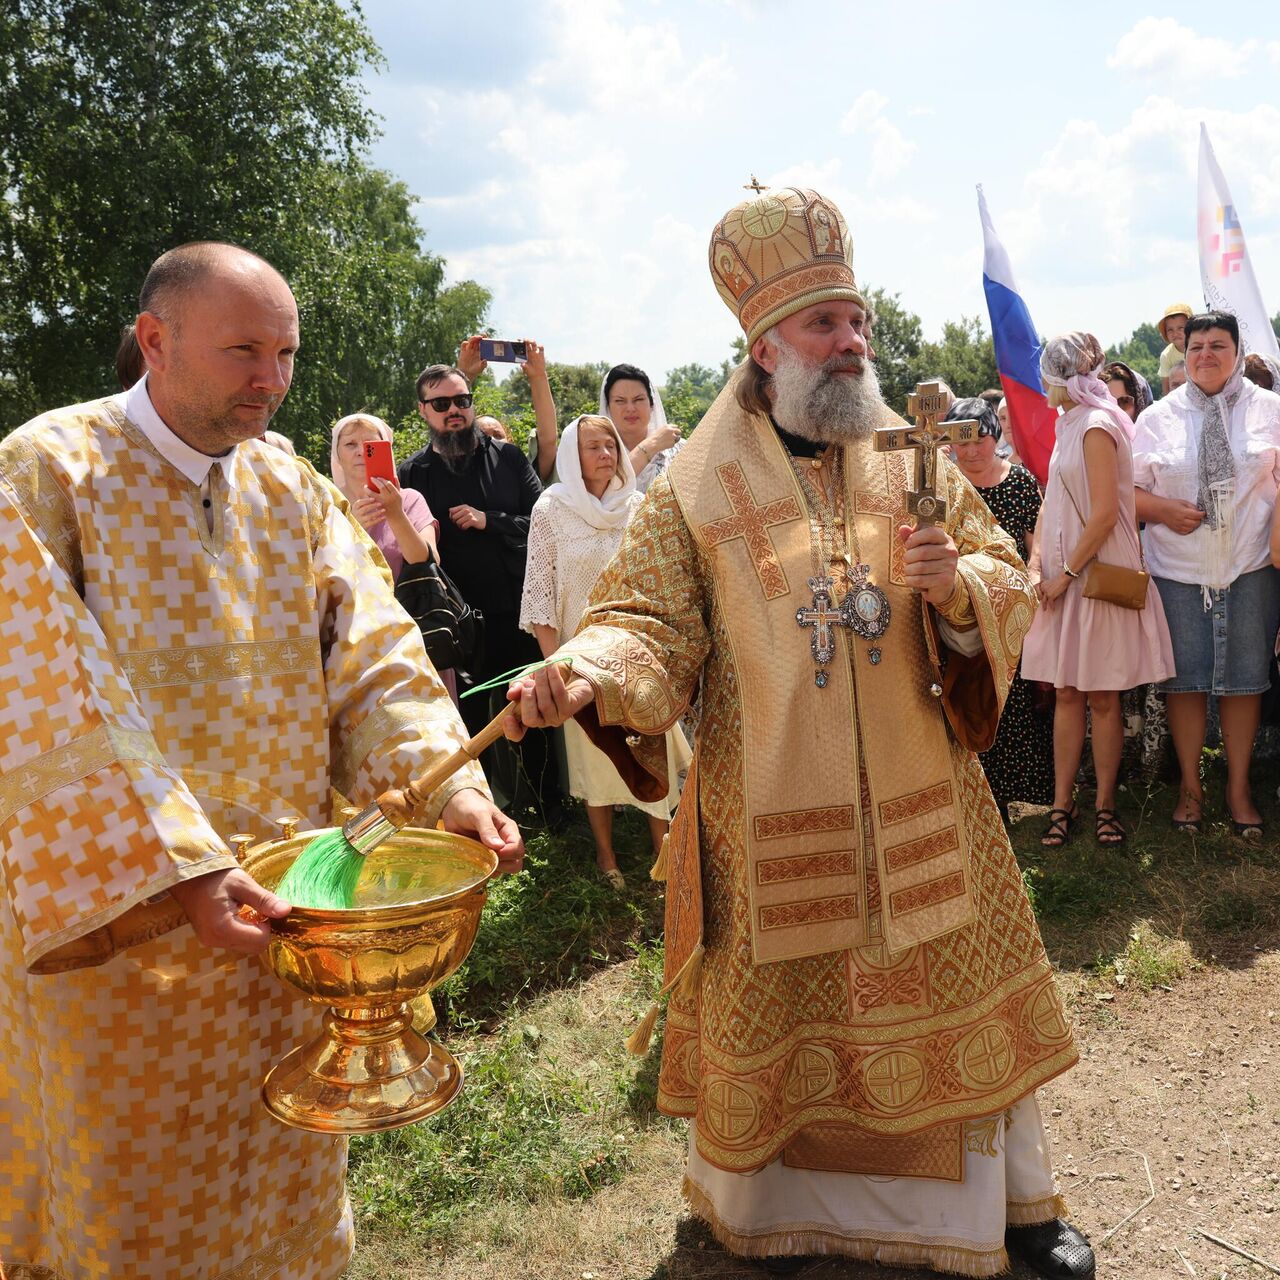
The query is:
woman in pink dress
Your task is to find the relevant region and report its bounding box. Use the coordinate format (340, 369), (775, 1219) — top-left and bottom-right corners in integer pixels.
(1022, 333), (1175, 847)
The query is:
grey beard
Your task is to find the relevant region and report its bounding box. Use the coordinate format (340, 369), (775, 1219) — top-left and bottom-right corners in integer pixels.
(430, 423), (483, 472)
(769, 335), (884, 444)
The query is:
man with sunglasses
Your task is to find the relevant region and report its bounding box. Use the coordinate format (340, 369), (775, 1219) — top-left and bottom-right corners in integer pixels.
(399, 364), (560, 820)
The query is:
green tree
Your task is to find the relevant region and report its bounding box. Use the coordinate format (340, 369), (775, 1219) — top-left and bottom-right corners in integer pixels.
(501, 362), (609, 436)
(863, 286), (925, 415)
(662, 360), (735, 432)
(0, 0), (488, 460)
(915, 316), (999, 407)
(1106, 321), (1164, 399)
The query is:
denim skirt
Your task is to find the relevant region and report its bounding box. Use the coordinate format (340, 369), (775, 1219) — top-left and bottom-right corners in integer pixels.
(1154, 564), (1280, 695)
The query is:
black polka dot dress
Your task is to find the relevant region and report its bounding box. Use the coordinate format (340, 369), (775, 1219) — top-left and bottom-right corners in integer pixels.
(973, 465), (1055, 817)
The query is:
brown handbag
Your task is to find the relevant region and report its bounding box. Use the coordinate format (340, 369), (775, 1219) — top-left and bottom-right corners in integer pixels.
(1081, 560), (1150, 610)
(1061, 479), (1151, 611)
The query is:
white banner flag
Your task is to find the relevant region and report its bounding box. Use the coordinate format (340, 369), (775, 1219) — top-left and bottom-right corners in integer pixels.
(1197, 122), (1280, 361)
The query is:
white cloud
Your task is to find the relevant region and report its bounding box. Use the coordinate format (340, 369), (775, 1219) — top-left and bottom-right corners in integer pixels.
(994, 98), (1280, 339)
(839, 91), (917, 186)
(527, 0), (730, 116)
(1107, 18), (1256, 83)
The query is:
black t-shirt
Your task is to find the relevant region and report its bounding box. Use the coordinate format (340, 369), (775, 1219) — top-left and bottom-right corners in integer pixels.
(397, 435), (542, 616)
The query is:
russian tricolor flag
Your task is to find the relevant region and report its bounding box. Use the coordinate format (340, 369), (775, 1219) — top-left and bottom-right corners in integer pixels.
(977, 186), (1057, 487)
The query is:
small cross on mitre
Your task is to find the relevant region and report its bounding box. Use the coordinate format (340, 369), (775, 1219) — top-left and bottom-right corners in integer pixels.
(743, 174), (767, 194)
(873, 382), (978, 527)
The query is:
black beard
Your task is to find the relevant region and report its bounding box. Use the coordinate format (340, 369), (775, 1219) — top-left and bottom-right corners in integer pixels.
(430, 423), (483, 472)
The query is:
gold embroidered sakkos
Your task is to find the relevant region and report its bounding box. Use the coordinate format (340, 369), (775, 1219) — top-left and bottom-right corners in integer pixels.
(555, 372), (1074, 1178)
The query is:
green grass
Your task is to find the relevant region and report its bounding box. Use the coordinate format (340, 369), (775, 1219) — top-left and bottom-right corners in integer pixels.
(432, 809), (664, 1031)
(345, 760), (1280, 1276)
(345, 808), (671, 1260)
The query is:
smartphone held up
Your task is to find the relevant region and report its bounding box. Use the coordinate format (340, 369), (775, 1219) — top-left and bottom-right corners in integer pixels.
(362, 440), (398, 492)
(479, 338), (528, 363)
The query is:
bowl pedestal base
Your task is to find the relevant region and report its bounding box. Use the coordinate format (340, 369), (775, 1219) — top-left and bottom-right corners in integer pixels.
(262, 1004), (462, 1134)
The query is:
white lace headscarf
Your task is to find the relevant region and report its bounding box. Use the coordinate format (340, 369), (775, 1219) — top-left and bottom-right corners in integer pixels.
(542, 415), (637, 531)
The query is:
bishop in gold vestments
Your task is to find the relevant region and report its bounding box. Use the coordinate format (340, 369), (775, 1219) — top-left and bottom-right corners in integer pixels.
(0, 379), (489, 1278)
(509, 188), (1087, 1277)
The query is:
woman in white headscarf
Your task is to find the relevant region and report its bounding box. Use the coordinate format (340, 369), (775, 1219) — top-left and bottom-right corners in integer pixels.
(1022, 332), (1175, 850)
(520, 414), (691, 887)
(599, 363), (684, 494)
(1133, 311), (1280, 838)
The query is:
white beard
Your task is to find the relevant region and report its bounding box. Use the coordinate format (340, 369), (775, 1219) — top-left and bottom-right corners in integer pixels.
(769, 333), (885, 444)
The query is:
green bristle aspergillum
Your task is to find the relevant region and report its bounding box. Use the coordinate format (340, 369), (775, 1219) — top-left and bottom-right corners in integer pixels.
(275, 829), (365, 910)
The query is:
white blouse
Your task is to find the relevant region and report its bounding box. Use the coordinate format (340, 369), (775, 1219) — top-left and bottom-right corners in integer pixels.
(520, 492), (643, 642)
(1131, 381), (1280, 584)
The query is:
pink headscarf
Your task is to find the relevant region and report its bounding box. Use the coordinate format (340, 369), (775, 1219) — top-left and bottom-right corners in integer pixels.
(330, 413), (394, 495)
(1039, 331), (1135, 439)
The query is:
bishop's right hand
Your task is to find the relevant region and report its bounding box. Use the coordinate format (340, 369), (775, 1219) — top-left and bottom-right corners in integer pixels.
(503, 661), (594, 739)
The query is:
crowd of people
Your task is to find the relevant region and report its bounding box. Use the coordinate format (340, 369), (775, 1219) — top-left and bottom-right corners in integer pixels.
(347, 295), (1280, 867)
(7, 177), (1280, 1280)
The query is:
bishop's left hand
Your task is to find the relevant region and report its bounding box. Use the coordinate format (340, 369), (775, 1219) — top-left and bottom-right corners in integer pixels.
(897, 523), (959, 606)
(440, 787), (525, 875)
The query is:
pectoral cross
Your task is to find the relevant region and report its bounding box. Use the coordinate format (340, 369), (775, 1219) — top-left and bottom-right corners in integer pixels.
(873, 382), (978, 527)
(743, 175), (766, 194)
(795, 575), (851, 687)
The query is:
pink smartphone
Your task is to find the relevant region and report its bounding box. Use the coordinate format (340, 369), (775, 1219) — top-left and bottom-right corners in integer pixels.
(362, 439), (398, 492)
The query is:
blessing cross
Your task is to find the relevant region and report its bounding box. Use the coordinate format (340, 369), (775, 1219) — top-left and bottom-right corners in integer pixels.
(743, 174), (767, 194)
(872, 381), (978, 527)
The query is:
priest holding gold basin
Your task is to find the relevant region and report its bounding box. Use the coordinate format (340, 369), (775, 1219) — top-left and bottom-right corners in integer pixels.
(0, 243), (522, 1280)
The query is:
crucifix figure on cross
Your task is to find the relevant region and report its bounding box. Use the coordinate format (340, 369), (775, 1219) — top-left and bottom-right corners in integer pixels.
(872, 381), (978, 528)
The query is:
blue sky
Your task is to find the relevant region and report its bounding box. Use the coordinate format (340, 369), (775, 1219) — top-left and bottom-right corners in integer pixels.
(356, 0), (1280, 383)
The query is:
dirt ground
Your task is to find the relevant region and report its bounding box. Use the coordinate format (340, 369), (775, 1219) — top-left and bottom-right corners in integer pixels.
(648, 951), (1280, 1280)
(356, 946), (1279, 1280)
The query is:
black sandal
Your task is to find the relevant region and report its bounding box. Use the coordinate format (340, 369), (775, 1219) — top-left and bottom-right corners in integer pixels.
(1041, 806), (1077, 848)
(1095, 809), (1126, 847)
(1230, 815), (1264, 842)
(1171, 789), (1203, 833)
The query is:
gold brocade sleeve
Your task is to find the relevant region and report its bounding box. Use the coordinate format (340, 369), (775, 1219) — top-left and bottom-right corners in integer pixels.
(555, 476), (711, 803)
(309, 473), (487, 823)
(932, 457), (1037, 752)
(0, 482), (233, 973)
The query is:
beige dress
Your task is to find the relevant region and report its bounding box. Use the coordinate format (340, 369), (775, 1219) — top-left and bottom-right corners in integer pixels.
(521, 491), (689, 816)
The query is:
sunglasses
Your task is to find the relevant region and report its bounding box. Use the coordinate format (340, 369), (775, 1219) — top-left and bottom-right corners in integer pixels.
(420, 393), (474, 412)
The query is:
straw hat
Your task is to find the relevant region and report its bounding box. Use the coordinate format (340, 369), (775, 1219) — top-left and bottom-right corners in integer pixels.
(1157, 302), (1194, 342)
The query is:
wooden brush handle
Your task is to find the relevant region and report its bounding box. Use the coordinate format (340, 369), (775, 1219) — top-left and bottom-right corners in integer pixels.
(375, 704), (512, 828)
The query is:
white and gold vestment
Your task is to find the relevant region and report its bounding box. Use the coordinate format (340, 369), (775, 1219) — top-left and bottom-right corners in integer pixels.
(0, 386), (485, 1280)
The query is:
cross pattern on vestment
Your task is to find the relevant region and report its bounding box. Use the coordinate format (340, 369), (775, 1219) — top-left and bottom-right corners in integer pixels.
(701, 462), (802, 600)
(872, 381), (978, 527)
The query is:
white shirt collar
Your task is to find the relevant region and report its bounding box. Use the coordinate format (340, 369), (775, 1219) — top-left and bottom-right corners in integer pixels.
(114, 374), (238, 486)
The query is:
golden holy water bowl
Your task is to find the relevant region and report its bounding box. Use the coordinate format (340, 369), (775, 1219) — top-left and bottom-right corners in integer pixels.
(238, 823), (497, 1135)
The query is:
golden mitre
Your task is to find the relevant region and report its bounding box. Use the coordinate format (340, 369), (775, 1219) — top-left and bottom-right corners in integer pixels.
(709, 185), (865, 345)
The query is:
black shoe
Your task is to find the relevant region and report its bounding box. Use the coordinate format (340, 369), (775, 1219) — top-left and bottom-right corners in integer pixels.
(1005, 1219), (1095, 1279)
(758, 1258), (808, 1276)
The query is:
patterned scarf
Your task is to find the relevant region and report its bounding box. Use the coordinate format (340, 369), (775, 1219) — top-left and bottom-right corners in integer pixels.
(1186, 348), (1245, 531)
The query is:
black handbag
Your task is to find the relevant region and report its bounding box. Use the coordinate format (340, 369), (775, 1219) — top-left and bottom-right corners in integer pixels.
(393, 556), (484, 672)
